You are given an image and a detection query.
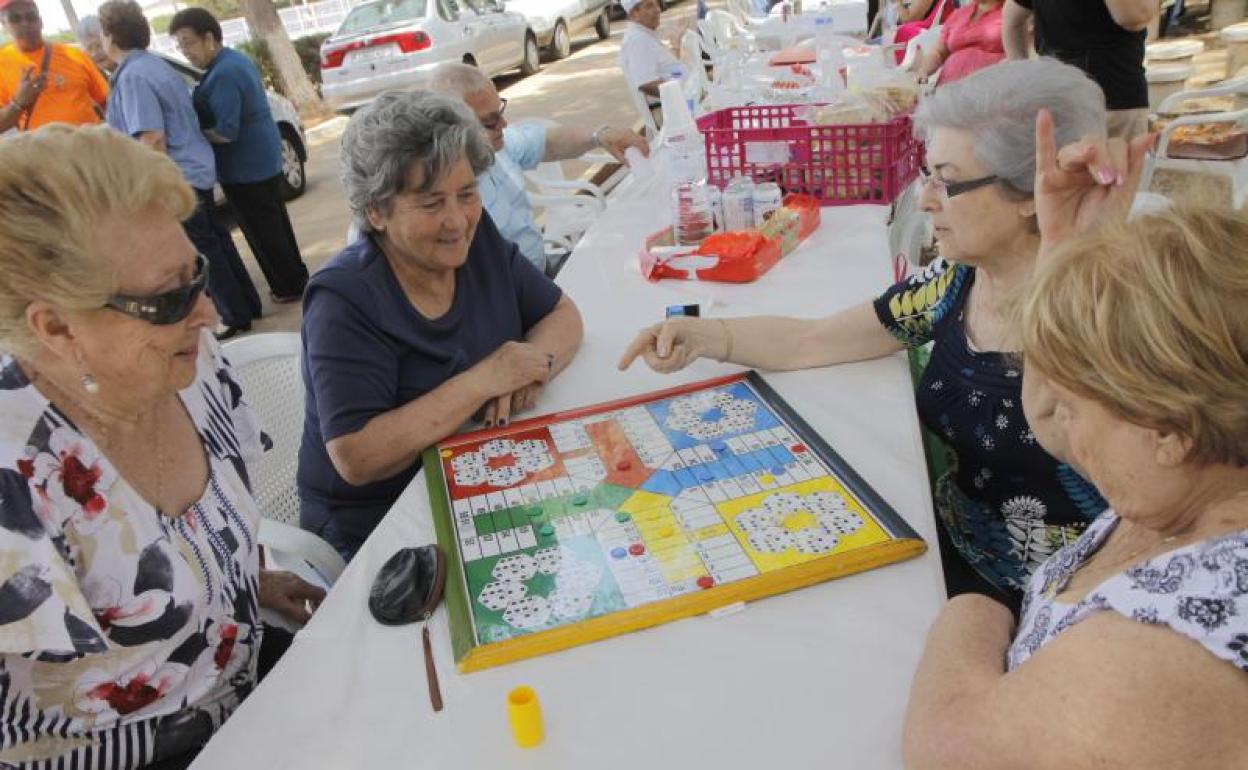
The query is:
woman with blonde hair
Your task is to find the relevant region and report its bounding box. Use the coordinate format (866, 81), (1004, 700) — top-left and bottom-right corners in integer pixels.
(0, 125), (322, 770)
(902, 127), (1248, 767)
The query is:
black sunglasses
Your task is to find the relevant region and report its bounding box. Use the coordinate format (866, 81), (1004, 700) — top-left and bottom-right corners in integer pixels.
(5, 10), (40, 23)
(920, 163), (999, 199)
(104, 253), (209, 325)
(478, 98), (508, 131)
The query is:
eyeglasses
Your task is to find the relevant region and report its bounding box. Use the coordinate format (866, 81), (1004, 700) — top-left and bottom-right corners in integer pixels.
(5, 10), (40, 23)
(478, 98), (508, 131)
(104, 253), (209, 325)
(919, 163), (999, 199)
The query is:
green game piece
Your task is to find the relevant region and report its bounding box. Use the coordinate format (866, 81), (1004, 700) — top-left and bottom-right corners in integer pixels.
(615, 512), (631, 523)
(539, 523), (555, 537)
(573, 494), (588, 506)
(527, 506), (544, 519)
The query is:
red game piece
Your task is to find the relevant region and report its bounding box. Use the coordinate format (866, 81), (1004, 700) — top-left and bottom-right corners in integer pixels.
(696, 576), (715, 589)
(616, 459), (632, 471)
(790, 443), (807, 453)
(628, 543), (645, 556)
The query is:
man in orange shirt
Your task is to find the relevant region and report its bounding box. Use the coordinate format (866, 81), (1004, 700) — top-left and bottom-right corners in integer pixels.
(0, 0), (108, 131)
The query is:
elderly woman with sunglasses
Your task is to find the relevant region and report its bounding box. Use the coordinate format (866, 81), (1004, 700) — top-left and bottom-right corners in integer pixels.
(621, 59), (1128, 613)
(0, 125), (324, 770)
(298, 91), (583, 561)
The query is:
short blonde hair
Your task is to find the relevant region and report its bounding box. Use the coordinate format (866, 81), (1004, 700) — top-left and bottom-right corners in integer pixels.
(0, 125), (196, 358)
(1021, 204), (1248, 467)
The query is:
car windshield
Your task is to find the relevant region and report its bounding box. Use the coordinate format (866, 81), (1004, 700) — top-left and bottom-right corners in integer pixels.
(338, 0), (427, 34)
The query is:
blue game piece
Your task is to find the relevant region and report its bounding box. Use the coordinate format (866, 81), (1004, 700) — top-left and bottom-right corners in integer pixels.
(772, 466), (786, 476)
(697, 468), (714, 482)
(711, 441), (728, 453)
(610, 547), (627, 560)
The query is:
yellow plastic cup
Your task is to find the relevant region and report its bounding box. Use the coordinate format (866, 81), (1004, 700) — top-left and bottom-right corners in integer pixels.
(507, 686), (544, 748)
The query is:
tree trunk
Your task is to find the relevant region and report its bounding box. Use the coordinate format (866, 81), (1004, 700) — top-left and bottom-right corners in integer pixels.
(239, 0), (332, 120)
(59, 0), (80, 33)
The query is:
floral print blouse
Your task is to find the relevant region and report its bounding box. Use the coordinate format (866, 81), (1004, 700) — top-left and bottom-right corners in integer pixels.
(0, 331), (267, 769)
(1010, 510), (1248, 674)
(873, 259), (1107, 598)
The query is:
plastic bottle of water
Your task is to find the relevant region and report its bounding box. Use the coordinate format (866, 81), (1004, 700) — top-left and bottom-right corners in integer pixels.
(658, 80), (713, 245)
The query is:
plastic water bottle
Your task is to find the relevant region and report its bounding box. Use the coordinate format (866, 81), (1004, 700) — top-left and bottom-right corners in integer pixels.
(658, 80), (712, 244)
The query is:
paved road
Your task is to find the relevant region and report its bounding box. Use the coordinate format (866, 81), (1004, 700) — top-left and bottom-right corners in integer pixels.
(236, 0), (702, 336)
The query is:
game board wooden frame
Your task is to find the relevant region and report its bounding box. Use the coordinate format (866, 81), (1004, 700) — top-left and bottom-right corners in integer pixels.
(424, 371), (926, 673)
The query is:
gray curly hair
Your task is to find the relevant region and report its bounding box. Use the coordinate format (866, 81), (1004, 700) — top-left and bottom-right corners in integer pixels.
(915, 58), (1107, 197)
(340, 90), (494, 234)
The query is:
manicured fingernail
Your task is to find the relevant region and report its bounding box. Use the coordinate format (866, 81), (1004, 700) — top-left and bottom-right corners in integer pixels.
(1115, 171), (1126, 186)
(499, 419), (508, 426)
(484, 420), (493, 427)
(1096, 168), (1114, 185)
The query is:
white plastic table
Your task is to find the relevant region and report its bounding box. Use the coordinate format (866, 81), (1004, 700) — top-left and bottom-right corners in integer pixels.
(190, 191), (946, 770)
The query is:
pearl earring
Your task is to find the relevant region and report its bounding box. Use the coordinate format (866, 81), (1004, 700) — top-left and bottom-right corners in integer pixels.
(82, 374), (100, 395)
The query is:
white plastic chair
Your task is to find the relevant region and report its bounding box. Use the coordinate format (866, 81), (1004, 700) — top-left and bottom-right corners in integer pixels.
(630, 86), (661, 140)
(1140, 76), (1248, 210)
(526, 161), (610, 257)
(680, 29), (711, 103)
(223, 332), (346, 590)
(706, 9), (756, 51)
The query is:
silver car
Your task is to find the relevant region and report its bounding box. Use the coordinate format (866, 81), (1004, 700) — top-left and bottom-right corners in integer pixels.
(507, 0), (612, 60)
(321, 0), (539, 111)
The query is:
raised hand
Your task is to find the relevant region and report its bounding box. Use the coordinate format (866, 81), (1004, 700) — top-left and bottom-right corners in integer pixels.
(1033, 108), (1155, 253)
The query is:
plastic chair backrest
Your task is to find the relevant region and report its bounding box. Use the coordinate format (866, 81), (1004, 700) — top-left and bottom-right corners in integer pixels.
(680, 29), (708, 95)
(222, 332), (304, 527)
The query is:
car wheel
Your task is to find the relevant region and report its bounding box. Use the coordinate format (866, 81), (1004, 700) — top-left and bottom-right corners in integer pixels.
(595, 9), (611, 39)
(278, 130), (306, 200)
(551, 20), (571, 59)
(520, 32), (541, 75)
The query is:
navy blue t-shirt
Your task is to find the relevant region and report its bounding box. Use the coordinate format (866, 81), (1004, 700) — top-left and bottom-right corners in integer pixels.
(297, 214), (562, 557)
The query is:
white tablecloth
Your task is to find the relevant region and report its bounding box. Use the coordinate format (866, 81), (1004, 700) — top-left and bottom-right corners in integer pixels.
(191, 192), (946, 770)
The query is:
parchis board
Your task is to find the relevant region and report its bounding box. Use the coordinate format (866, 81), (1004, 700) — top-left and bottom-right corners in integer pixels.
(424, 371), (925, 672)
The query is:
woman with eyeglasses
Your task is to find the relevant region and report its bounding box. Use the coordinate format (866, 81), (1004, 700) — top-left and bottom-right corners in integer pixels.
(621, 59), (1138, 613)
(0, 125), (324, 770)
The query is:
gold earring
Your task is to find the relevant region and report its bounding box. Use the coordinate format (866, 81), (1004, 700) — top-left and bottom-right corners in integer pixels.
(82, 373), (100, 395)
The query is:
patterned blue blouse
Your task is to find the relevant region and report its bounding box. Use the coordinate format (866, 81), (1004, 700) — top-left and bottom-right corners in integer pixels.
(1010, 510), (1248, 673)
(873, 259), (1106, 596)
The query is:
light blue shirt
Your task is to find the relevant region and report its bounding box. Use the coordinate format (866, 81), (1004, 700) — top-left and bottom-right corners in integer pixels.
(106, 49), (216, 191)
(480, 122), (547, 271)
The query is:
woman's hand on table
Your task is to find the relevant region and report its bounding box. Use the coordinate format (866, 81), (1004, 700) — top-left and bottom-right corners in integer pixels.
(1033, 108), (1155, 255)
(259, 570), (327, 624)
(474, 341), (553, 427)
(618, 318), (727, 374)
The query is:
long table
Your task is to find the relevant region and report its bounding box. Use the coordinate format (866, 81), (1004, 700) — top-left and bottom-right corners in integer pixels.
(191, 185), (946, 769)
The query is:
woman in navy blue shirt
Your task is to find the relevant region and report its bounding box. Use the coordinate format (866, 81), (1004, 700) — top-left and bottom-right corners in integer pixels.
(621, 59), (1122, 613)
(298, 91), (583, 560)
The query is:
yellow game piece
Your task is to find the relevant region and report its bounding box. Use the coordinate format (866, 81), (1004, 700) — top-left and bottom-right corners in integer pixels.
(658, 525), (675, 538)
(440, 449), (453, 458)
(783, 512), (817, 531)
(759, 474), (775, 485)
(507, 686), (544, 748)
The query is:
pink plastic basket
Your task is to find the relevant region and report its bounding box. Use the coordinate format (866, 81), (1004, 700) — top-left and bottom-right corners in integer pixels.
(696, 105), (922, 206)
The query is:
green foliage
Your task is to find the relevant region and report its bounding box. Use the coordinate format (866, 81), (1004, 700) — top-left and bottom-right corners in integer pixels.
(151, 13), (174, 34)
(236, 32), (331, 94)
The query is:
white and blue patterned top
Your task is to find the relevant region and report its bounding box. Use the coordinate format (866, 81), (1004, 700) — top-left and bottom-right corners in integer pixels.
(1009, 509), (1248, 673)
(479, 122), (548, 272)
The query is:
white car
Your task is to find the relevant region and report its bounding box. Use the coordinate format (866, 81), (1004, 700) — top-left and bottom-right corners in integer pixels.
(320, 0), (539, 112)
(506, 0), (612, 60)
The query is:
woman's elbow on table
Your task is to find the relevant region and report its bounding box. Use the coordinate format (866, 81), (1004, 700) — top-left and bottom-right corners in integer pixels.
(325, 432), (397, 487)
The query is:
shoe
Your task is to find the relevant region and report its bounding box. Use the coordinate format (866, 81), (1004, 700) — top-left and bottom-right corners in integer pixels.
(270, 292), (303, 304)
(214, 323), (252, 341)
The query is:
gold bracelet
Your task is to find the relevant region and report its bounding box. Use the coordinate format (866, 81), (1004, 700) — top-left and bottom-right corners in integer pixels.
(716, 318), (734, 363)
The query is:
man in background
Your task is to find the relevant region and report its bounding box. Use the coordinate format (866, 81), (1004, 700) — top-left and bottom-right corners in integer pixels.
(0, 0), (107, 132)
(76, 15), (117, 76)
(1003, 0), (1155, 139)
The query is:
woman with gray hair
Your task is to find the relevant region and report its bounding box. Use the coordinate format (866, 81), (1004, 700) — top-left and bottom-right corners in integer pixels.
(621, 59), (1143, 612)
(298, 90), (583, 560)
